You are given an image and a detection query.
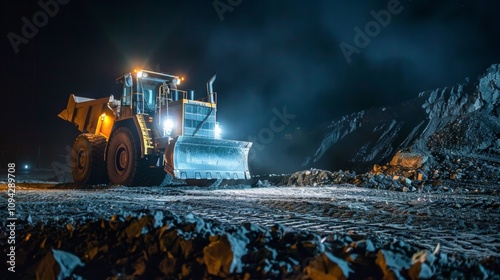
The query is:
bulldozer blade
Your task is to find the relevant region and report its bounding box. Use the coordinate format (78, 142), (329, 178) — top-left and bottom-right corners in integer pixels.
(164, 136), (252, 180)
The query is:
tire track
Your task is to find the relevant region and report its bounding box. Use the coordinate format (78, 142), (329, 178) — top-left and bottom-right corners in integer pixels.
(7, 184), (499, 258)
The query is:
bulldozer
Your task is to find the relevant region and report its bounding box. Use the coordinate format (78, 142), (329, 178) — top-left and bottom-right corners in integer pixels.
(58, 69), (252, 186)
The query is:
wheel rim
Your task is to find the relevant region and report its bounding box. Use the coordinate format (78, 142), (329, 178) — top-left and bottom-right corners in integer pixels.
(76, 148), (87, 173)
(114, 144), (129, 175)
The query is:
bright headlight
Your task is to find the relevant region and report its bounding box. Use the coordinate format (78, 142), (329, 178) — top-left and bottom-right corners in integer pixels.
(164, 118), (174, 130)
(163, 118), (175, 136)
(215, 122), (221, 139)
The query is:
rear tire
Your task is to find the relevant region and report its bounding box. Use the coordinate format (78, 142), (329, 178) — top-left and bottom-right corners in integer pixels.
(71, 134), (107, 185)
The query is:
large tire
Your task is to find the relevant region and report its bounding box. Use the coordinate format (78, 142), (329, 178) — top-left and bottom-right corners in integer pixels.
(71, 134), (107, 185)
(107, 127), (140, 186)
(106, 127), (166, 186)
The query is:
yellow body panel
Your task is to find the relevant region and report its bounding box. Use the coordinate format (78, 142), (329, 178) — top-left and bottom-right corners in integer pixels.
(58, 94), (117, 139)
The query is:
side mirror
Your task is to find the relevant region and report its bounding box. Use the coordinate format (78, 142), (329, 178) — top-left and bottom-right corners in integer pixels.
(125, 74), (133, 87)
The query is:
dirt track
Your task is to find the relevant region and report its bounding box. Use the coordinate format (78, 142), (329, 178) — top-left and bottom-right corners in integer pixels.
(3, 181), (498, 259)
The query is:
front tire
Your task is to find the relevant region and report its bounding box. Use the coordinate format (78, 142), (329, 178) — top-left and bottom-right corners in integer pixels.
(107, 127), (140, 186)
(71, 134), (107, 185)
(107, 126), (169, 186)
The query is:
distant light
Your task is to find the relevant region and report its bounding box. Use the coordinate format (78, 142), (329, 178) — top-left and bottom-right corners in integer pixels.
(24, 165), (29, 169)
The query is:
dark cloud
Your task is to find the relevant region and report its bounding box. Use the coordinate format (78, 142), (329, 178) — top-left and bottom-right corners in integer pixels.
(2, 0), (500, 173)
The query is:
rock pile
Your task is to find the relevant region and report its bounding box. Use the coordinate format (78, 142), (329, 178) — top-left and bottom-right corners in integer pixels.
(286, 165), (498, 194)
(287, 169), (418, 192)
(1, 212), (498, 279)
(305, 64), (500, 184)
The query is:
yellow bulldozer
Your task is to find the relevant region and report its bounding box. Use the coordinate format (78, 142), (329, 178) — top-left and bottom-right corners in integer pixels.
(58, 69), (252, 186)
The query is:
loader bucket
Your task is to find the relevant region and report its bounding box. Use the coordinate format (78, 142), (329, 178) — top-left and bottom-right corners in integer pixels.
(164, 136), (252, 180)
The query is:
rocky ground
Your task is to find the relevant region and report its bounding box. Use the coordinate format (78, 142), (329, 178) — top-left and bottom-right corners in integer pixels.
(1, 64), (499, 279)
(0, 169), (499, 279)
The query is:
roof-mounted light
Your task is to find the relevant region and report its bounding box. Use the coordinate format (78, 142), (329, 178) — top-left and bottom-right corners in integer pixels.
(137, 71), (148, 78)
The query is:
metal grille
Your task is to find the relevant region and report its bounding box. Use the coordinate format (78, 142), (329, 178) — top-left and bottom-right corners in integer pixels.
(184, 104), (215, 138)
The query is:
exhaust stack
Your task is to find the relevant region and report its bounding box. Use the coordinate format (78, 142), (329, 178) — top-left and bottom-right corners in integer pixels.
(206, 73), (217, 103)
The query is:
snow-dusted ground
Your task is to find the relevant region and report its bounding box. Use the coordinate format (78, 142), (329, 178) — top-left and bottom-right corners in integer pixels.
(1, 168), (499, 278)
(2, 181), (498, 259)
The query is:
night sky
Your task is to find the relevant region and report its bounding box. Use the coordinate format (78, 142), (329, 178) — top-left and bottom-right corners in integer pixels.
(2, 0), (500, 174)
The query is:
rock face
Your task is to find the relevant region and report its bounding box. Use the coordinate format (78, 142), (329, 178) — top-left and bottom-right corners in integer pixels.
(305, 64), (500, 179)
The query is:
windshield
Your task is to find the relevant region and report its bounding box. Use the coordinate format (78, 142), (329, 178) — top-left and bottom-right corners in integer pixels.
(137, 77), (164, 113)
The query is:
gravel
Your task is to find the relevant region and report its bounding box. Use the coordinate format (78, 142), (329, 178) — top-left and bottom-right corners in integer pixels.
(1, 210), (498, 280)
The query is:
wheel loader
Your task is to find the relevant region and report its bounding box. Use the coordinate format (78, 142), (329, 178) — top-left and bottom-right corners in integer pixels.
(58, 69), (252, 186)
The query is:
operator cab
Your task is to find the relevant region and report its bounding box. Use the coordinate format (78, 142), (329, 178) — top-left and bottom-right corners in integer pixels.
(115, 69), (219, 140)
(117, 69), (182, 117)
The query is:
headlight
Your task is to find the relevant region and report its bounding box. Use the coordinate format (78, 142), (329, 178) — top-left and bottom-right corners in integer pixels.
(163, 118), (175, 136)
(215, 122), (221, 139)
(173, 78), (181, 85)
(164, 118), (174, 130)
